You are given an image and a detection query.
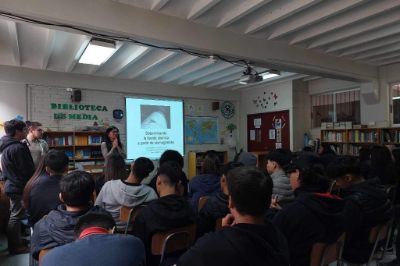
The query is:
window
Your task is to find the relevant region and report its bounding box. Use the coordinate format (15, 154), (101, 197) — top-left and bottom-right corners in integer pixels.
(391, 83), (400, 125)
(311, 89), (360, 128)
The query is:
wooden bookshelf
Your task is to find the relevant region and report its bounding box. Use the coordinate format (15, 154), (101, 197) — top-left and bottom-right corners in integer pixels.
(187, 151), (228, 180)
(320, 128), (381, 156)
(44, 130), (105, 169)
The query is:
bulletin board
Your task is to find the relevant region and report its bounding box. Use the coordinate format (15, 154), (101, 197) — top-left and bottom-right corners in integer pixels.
(247, 110), (290, 152)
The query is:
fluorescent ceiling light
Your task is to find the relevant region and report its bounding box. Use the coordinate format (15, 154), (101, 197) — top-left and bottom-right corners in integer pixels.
(393, 96), (400, 100)
(79, 39), (117, 65)
(261, 73), (280, 80)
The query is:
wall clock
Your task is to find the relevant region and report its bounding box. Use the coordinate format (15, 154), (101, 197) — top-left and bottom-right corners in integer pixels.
(221, 101), (235, 119)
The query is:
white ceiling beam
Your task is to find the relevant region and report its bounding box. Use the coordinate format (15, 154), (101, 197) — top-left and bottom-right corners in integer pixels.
(187, 0), (220, 20)
(96, 44), (150, 77)
(306, 6), (400, 48)
(268, 0), (364, 40)
(151, 0), (169, 11)
(177, 63), (232, 85)
(368, 51), (400, 63)
(41, 29), (55, 70)
(340, 34), (400, 57)
(217, 0), (271, 28)
(193, 66), (241, 86)
(327, 23), (400, 53)
(6, 20), (21, 66)
(0, 0), (377, 81)
(291, 0), (400, 45)
(245, 0), (321, 34)
(207, 72), (243, 88)
(123, 50), (175, 79)
(142, 54), (197, 81)
(161, 59), (215, 83)
(65, 38), (90, 72)
(302, 76), (321, 82)
(372, 55), (400, 66)
(353, 43), (400, 60)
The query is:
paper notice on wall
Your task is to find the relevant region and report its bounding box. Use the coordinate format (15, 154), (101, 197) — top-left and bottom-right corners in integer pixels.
(275, 143), (282, 149)
(250, 130), (256, 141)
(269, 129), (275, 140)
(254, 118), (262, 128)
(276, 128), (281, 142)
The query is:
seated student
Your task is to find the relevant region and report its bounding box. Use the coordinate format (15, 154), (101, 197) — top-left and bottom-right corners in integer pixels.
(41, 207), (145, 266)
(132, 161), (195, 266)
(327, 156), (393, 264)
(148, 149), (189, 197)
(31, 170), (94, 260)
(196, 161), (243, 237)
(95, 157), (157, 230)
(23, 150), (69, 226)
(188, 150), (221, 210)
(178, 167), (290, 266)
(266, 149), (293, 205)
(234, 150), (257, 166)
(272, 154), (344, 266)
(94, 153), (127, 195)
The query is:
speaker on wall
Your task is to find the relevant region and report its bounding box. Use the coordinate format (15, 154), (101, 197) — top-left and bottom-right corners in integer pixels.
(212, 101), (220, 110)
(71, 89), (82, 102)
(113, 109), (124, 120)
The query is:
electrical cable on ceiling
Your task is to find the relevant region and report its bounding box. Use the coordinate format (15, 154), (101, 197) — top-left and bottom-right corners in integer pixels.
(0, 11), (252, 68)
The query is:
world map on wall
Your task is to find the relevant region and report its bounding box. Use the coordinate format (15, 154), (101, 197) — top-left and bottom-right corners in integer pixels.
(185, 116), (219, 144)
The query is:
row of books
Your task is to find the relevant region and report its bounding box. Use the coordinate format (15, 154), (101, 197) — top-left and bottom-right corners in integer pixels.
(64, 149), (103, 160)
(46, 135), (102, 146)
(348, 145), (362, 156)
(381, 130), (400, 143)
(321, 131), (346, 142)
(348, 130), (378, 143)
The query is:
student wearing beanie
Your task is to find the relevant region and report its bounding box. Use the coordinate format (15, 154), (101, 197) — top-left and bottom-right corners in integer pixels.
(266, 149), (293, 205)
(95, 157), (158, 230)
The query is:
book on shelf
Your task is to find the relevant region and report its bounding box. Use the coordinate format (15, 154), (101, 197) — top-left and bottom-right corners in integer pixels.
(88, 135), (102, 145)
(74, 136), (88, 146)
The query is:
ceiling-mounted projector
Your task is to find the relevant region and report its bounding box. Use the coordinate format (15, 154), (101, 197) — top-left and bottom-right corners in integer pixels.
(238, 66), (280, 85)
(239, 73), (263, 84)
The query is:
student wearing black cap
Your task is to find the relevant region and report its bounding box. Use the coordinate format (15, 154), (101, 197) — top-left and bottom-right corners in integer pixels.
(272, 153), (344, 266)
(327, 156), (392, 265)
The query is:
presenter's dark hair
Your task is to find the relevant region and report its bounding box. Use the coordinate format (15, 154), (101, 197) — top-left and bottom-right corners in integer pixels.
(227, 167), (272, 216)
(60, 171), (95, 207)
(75, 207), (116, 237)
(4, 119), (26, 137)
(103, 126), (123, 151)
(159, 150), (184, 168)
(131, 157), (154, 180)
(201, 150), (221, 176)
(104, 154), (127, 182)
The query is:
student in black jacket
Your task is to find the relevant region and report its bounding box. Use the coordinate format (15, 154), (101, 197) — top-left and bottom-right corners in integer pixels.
(132, 161), (195, 266)
(22, 150), (69, 226)
(178, 167), (289, 266)
(0, 119), (35, 254)
(31, 170), (95, 260)
(196, 161), (243, 238)
(327, 156), (393, 264)
(272, 153), (344, 266)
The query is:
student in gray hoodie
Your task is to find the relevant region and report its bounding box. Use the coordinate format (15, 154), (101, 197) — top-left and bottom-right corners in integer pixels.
(95, 157), (158, 230)
(266, 149), (293, 205)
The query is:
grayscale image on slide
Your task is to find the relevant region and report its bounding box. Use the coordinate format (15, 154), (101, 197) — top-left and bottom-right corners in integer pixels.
(140, 105), (171, 129)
